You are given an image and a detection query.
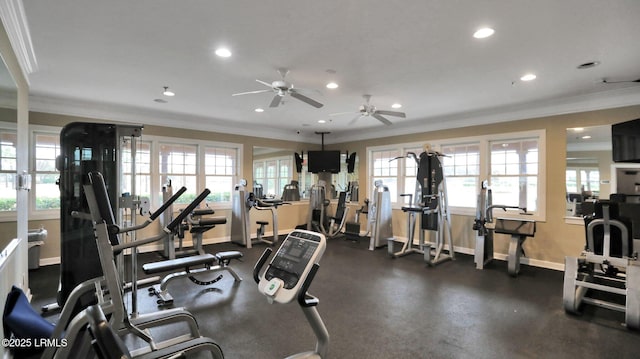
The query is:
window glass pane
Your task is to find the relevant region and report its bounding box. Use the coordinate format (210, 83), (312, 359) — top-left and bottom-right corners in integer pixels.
(441, 143), (480, 208)
(490, 138), (539, 211)
(122, 140), (151, 197)
(33, 132), (62, 210)
(566, 169), (578, 193)
(0, 173), (16, 211)
(205, 146), (237, 202)
(159, 143), (199, 203)
(35, 174), (60, 210)
(1, 132), (17, 171)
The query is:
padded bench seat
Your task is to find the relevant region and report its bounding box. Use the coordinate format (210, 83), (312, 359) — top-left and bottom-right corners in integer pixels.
(143, 254), (217, 275)
(143, 251), (244, 275)
(215, 251), (243, 263)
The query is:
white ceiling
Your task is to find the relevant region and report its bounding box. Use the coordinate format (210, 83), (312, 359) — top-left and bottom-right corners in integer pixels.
(17, 0), (640, 144)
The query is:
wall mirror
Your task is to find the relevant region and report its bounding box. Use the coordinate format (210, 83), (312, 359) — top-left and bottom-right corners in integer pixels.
(252, 147), (358, 201)
(0, 54), (18, 249)
(565, 125), (611, 217)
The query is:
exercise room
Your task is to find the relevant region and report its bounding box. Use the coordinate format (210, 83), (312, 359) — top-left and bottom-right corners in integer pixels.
(1, 1), (640, 358)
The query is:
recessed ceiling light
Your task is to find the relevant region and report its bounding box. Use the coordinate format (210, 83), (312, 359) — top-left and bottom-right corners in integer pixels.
(162, 86), (175, 96)
(326, 82), (339, 89)
(215, 47), (232, 58)
(581, 135), (592, 139)
(318, 119), (326, 124)
(570, 127), (584, 132)
(473, 27), (495, 39)
(520, 73), (537, 81)
(254, 108), (264, 113)
(391, 103), (402, 109)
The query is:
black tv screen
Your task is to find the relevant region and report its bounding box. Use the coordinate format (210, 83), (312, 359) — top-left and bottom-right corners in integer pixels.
(612, 118), (640, 163)
(307, 150), (341, 173)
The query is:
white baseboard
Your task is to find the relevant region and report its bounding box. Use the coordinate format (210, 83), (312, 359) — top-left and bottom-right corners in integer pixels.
(38, 231), (566, 272)
(392, 237), (565, 272)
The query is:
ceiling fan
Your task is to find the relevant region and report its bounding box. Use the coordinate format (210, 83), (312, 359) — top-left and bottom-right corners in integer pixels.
(332, 94), (406, 126)
(232, 68), (323, 108)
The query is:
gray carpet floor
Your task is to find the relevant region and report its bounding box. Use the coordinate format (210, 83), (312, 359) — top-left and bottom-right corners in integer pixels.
(29, 237), (640, 358)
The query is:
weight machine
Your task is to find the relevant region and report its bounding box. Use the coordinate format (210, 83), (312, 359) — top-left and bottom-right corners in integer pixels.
(305, 180), (349, 238)
(473, 180), (534, 276)
(231, 179), (286, 248)
(48, 122), (143, 315)
(563, 201), (640, 329)
(389, 150), (454, 266)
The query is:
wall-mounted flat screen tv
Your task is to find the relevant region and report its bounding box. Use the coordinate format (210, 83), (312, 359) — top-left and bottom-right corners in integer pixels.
(307, 150), (341, 173)
(612, 118), (640, 163)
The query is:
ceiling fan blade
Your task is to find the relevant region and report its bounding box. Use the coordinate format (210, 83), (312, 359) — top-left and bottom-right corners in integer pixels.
(375, 110), (406, 118)
(232, 89), (271, 96)
(256, 79), (274, 88)
(372, 113), (393, 126)
(348, 114), (364, 125)
(269, 95), (281, 108)
(329, 111), (359, 117)
(289, 90), (324, 108)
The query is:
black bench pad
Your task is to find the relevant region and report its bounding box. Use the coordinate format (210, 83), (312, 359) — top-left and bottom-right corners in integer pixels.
(143, 254), (217, 274)
(215, 251), (243, 262)
(256, 221), (269, 225)
(198, 217), (227, 226)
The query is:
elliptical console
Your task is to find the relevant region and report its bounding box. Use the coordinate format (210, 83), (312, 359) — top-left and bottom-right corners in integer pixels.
(257, 230), (326, 303)
(254, 229), (329, 358)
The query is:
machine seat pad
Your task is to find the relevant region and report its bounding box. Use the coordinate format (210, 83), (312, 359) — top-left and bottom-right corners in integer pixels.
(198, 217), (227, 226)
(256, 220), (269, 225)
(215, 251), (243, 262)
(402, 205), (424, 212)
(142, 254), (216, 274)
(192, 208), (215, 216)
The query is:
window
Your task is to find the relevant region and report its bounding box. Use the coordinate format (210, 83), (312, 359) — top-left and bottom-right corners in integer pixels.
(370, 149), (399, 202)
(441, 143), (480, 208)
(566, 167), (599, 197)
(33, 132), (61, 211)
(490, 138), (539, 212)
(402, 146), (422, 205)
(0, 130), (16, 212)
(367, 130), (545, 219)
(121, 139), (152, 198)
(205, 146), (237, 202)
(253, 156), (292, 198)
(159, 143), (198, 204)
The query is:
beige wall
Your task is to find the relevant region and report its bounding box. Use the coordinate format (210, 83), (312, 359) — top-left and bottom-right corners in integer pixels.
(21, 111), (314, 262)
(14, 105), (640, 267)
(327, 105), (640, 266)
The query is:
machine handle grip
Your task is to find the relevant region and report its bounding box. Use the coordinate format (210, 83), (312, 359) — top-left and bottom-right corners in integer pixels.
(253, 248), (273, 284)
(166, 189), (210, 231)
(298, 263), (320, 307)
(149, 186), (187, 220)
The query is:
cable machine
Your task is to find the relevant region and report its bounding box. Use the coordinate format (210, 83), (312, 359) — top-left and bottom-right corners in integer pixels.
(389, 148), (454, 266)
(55, 122), (143, 314)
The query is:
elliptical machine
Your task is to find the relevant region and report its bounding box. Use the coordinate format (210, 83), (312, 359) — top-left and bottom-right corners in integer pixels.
(253, 229), (329, 359)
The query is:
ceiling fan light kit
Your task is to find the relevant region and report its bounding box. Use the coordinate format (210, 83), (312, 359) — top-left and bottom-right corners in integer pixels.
(232, 68), (324, 109)
(233, 70), (408, 125)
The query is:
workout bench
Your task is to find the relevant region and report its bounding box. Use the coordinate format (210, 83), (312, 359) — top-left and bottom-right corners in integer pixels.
(145, 251), (243, 306)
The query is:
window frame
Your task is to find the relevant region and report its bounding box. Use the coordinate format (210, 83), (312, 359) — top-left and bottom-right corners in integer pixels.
(367, 129), (546, 221)
(253, 154), (293, 198)
(0, 122), (243, 222)
(30, 125), (63, 218)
